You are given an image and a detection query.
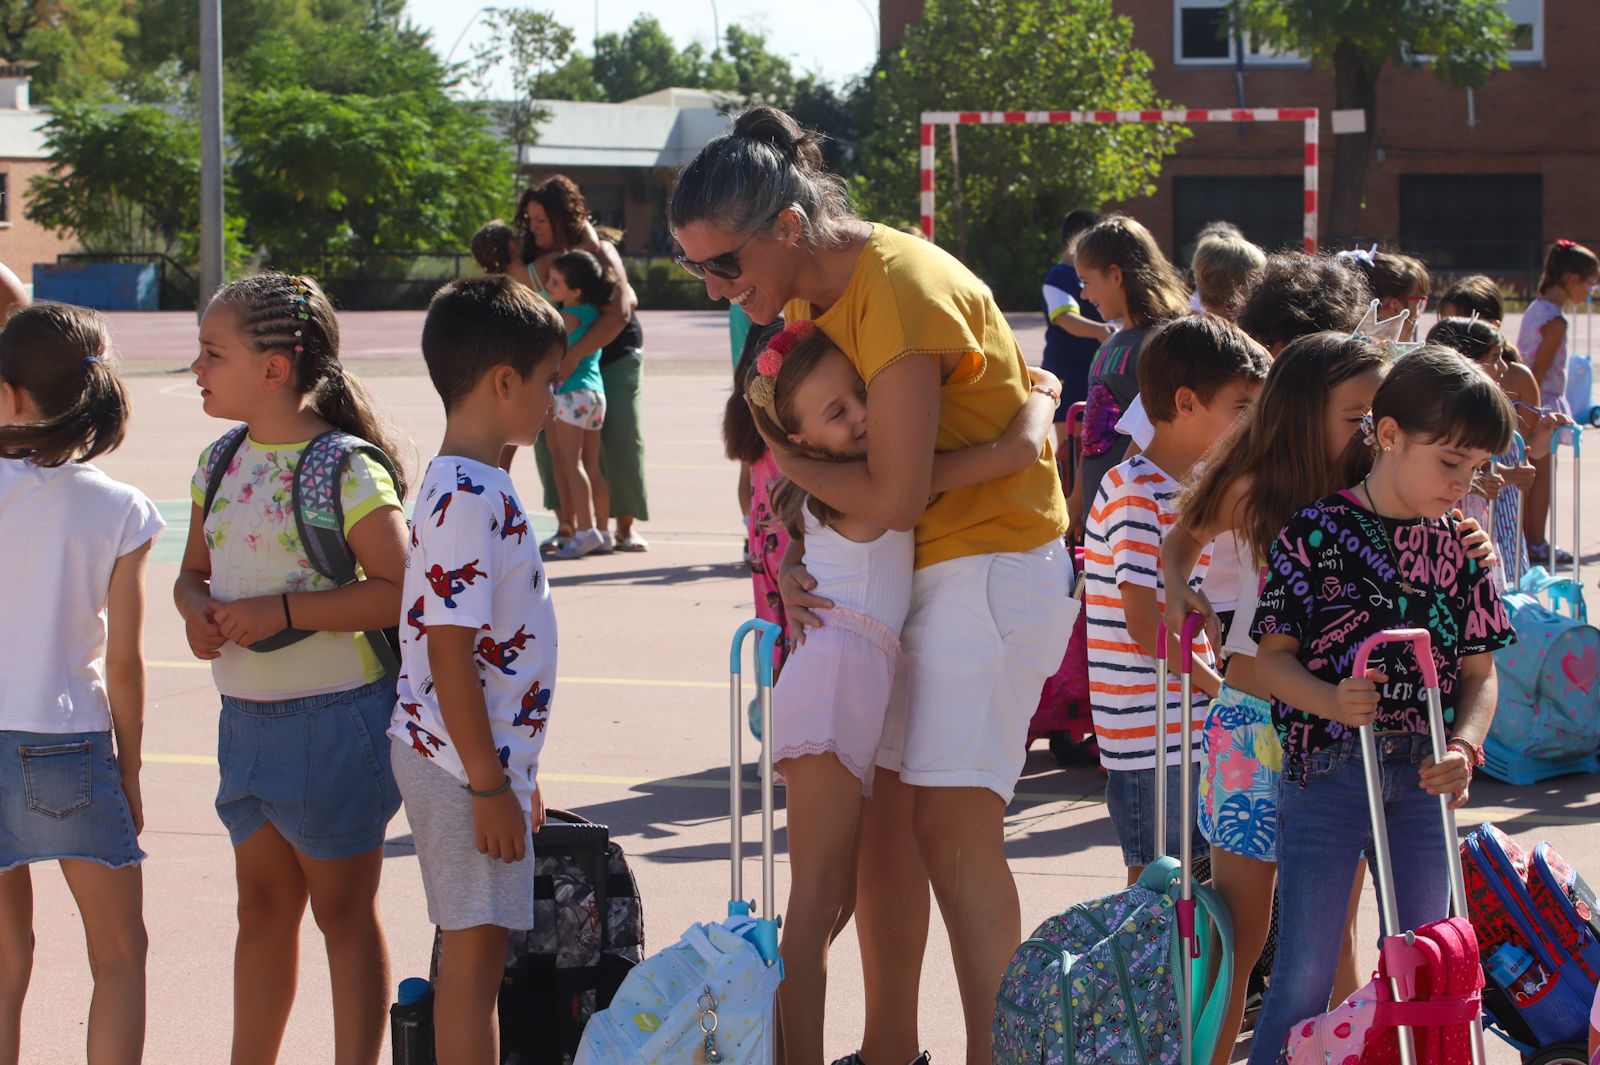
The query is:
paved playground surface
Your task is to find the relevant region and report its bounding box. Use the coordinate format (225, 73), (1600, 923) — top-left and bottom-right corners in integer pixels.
(17, 309), (1595, 1064)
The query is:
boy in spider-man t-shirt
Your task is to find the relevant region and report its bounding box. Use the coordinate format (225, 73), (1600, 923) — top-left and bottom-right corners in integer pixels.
(386, 275), (567, 1062)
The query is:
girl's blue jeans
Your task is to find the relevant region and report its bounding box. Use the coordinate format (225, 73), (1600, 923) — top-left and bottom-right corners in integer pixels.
(1246, 732), (1451, 1065)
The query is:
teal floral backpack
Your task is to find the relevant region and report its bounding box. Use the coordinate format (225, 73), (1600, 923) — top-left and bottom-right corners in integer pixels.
(992, 857), (1233, 1065)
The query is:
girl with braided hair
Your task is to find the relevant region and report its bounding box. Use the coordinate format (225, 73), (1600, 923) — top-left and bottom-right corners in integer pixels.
(174, 273), (409, 1065)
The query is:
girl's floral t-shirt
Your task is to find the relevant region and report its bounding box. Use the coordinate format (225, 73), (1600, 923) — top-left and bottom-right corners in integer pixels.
(190, 433), (401, 700)
(1252, 491), (1515, 774)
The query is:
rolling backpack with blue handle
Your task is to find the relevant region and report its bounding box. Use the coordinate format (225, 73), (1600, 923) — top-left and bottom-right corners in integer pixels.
(574, 620), (784, 1065)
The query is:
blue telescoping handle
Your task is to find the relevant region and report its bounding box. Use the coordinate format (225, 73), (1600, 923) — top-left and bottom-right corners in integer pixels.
(727, 618), (784, 966)
(729, 618), (783, 687)
(1552, 422), (1582, 457)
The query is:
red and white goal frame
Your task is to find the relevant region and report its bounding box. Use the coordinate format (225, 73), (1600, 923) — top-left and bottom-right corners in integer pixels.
(918, 108), (1321, 253)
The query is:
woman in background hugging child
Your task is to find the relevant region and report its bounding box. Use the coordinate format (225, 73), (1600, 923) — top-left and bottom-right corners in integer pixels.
(176, 274), (408, 1065)
(542, 249), (616, 560)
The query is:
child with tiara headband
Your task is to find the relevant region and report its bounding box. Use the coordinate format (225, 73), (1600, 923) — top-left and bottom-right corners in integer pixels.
(744, 320), (1064, 1065)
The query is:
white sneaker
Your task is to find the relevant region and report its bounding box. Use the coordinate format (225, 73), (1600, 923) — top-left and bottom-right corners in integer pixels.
(597, 530), (616, 554)
(552, 528), (604, 560)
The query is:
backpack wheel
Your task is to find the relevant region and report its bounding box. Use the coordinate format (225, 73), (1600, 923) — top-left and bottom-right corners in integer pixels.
(1525, 1043), (1589, 1065)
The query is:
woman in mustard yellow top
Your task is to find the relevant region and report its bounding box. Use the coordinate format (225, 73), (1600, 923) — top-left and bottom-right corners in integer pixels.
(672, 108), (1074, 1065)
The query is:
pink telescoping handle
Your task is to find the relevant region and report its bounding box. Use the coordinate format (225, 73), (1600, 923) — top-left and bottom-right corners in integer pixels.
(1174, 611), (1206, 1065)
(1350, 629), (1485, 1065)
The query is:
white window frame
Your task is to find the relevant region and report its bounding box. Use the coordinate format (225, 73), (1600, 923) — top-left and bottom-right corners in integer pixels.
(1172, 0), (1308, 67)
(1503, 0), (1543, 64)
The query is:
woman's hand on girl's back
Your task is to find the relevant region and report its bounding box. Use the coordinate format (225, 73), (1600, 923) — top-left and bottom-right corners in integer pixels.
(213, 595), (289, 649)
(778, 560), (832, 647)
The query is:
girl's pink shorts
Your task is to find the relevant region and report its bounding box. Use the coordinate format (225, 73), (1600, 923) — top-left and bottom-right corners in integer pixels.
(770, 606), (902, 796)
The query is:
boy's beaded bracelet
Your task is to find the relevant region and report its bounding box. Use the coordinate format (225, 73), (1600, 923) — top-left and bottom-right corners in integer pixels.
(463, 775), (512, 798)
(1030, 383), (1061, 407)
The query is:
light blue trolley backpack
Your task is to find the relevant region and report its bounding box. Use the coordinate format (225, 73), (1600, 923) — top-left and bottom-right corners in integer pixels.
(575, 621), (784, 1065)
(993, 616), (1234, 1065)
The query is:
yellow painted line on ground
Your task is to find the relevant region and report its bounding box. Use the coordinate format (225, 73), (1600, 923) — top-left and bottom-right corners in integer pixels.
(149, 661), (721, 689)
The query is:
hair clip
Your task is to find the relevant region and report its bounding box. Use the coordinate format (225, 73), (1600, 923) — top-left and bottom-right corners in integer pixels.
(1360, 410), (1376, 446)
(747, 320), (817, 422)
(1556, 239), (1577, 249)
(1336, 243), (1378, 268)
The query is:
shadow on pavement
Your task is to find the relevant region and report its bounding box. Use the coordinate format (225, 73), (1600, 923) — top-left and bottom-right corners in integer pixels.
(548, 561), (748, 588)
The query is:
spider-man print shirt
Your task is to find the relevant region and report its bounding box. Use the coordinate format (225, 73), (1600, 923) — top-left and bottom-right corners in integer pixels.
(388, 456), (554, 809)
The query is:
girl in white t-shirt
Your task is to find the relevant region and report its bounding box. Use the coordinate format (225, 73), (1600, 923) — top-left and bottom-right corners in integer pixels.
(744, 321), (1062, 1065)
(0, 304), (164, 1061)
(174, 274), (409, 1063)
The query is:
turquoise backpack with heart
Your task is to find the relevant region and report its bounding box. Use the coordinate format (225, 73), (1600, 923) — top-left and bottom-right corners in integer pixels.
(1490, 567), (1600, 763)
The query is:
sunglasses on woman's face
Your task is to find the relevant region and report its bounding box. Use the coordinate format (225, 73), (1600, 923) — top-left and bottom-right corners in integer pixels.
(673, 228), (763, 281)
(673, 213), (782, 281)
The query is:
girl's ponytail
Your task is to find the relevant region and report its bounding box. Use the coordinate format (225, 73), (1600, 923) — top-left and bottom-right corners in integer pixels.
(1537, 239), (1600, 295)
(0, 303), (129, 467)
(312, 366), (407, 495)
(209, 273), (409, 498)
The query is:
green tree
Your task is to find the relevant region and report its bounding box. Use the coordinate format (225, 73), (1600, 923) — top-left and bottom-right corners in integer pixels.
(722, 24), (796, 103)
(25, 102), (200, 255)
(468, 7), (574, 188)
(857, 0), (1186, 307)
(543, 51), (605, 101)
(591, 15), (699, 101)
(125, 0), (405, 79)
(1226, 0), (1512, 239)
(0, 0), (136, 103)
(230, 24), (512, 268)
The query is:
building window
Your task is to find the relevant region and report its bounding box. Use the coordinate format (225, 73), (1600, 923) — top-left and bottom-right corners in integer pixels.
(1173, 175), (1304, 262)
(1399, 174), (1542, 273)
(1173, 0), (1304, 66)
(0, 172), (8, 223)
(1504, 0), (1542, 63)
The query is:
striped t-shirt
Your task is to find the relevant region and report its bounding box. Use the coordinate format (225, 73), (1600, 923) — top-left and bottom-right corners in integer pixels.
(1084, 454), (1214, 771)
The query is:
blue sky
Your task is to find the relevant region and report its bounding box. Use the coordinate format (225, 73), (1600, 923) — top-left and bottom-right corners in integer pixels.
(405, 0), (881, 96)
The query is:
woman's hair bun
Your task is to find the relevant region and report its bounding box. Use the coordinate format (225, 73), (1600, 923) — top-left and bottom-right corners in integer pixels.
(733, 105), (824, 171)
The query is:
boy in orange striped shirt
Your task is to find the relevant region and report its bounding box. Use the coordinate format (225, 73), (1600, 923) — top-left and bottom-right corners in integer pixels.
(1084, 316), (1270, 883)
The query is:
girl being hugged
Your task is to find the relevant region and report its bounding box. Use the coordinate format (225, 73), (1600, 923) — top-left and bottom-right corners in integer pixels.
(1163, 333), (1388, 1065)
(1070, 214), (1190, 529)
(747, 321), (1060, 1065)
(1518, 239), (1599, 565)
(542, 249), (615, 560)
(0, 305), (163, 1065)
(175, 274), (408, 1065)
(1243, 346), (1516, 1064)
